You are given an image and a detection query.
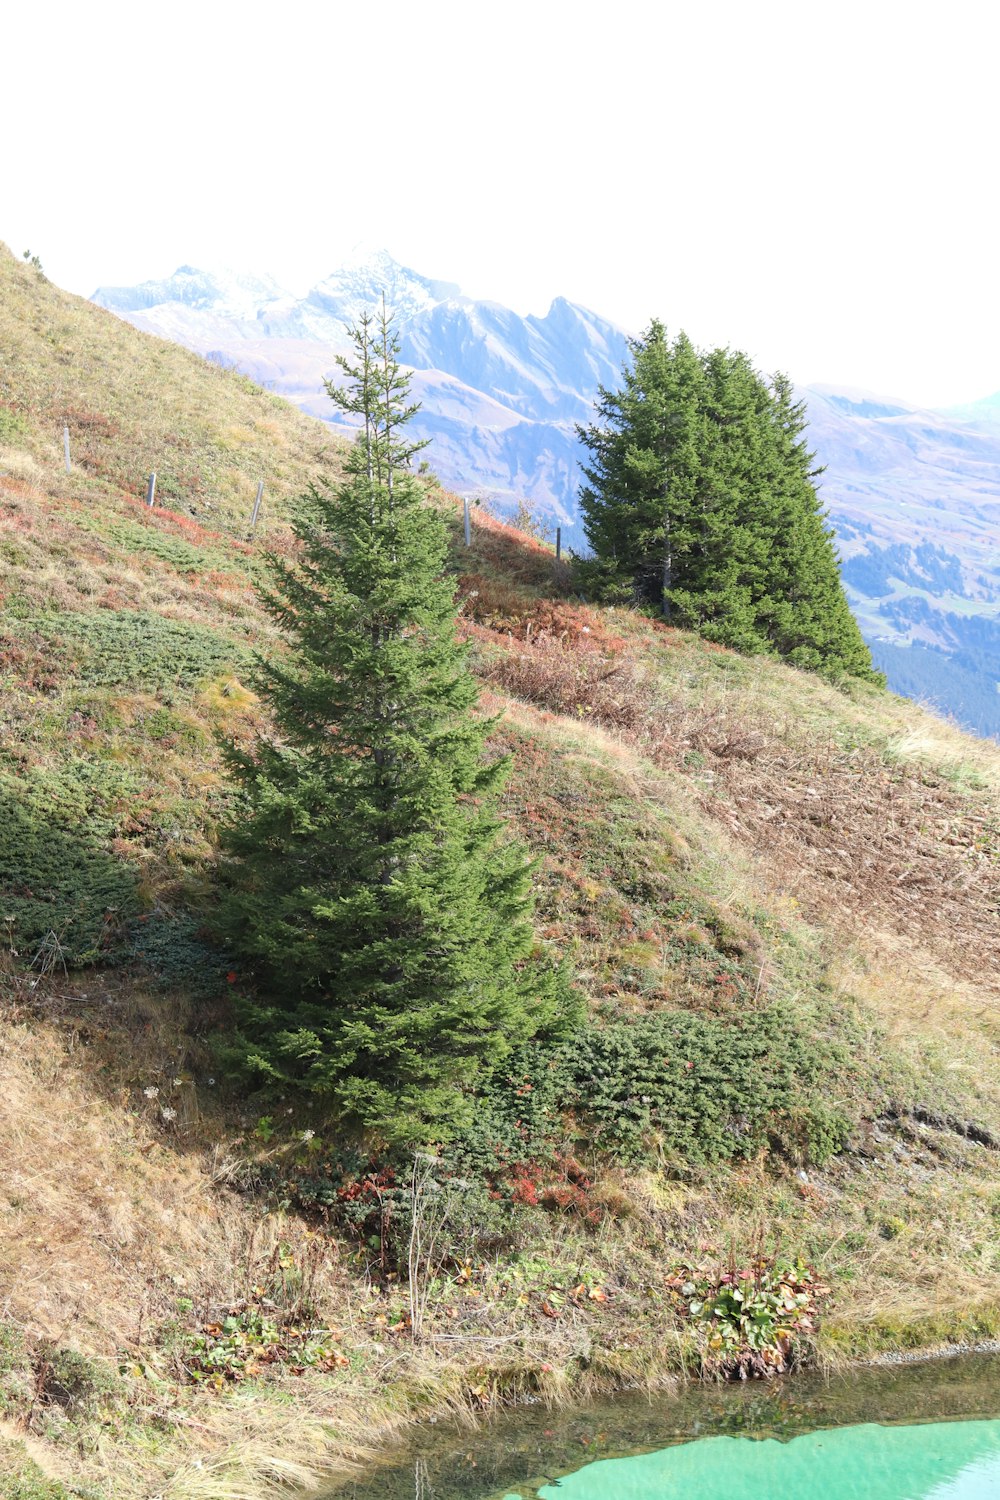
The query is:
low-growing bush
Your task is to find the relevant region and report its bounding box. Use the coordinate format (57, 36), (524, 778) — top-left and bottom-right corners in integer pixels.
(37, 610), (249, 692)
(457, 1004), (848, 1173)
(258, 1002), (852, 1260)
(0, 765), (139, 964)
(0, 408), (28, 445)
(31, 1344), (120, 1416)
(130, 912), (230, 999)
(771, 1100), (853, 1166)
(98, 517), (234, 576)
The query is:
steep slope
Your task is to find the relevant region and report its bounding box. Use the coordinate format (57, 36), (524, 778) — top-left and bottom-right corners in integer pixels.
(2, 250), (338, 532)
(1, 244), (999, 1498)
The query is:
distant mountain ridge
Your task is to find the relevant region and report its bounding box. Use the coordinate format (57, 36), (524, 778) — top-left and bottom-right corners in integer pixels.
(800, 383), (1000, 737)
(92, 255), (1000, 739)
(93, 253), (630, 534)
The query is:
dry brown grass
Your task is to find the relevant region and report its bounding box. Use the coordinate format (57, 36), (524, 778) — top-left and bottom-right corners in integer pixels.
(453, 502), (564, 587)
(458, 572), (627, 653)
(469, 600), (1000, 996)
(0, 476), (268, 629)
(827, 935), (1000, 1125)
(710, 734), (1000, 993)
(0, 977), (400, 1497)
(0, 1006), (252, 1355)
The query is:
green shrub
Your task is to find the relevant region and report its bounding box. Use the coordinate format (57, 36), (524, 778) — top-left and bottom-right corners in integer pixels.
(0, 409), (28, 445)
(0, 765), (139, 964)
(457, 1001), (850, 1174)
(38, 611), (249, 692)
(100, 518), (232, 576)
(131, 913), (230, 998)
(466, 1008), (818, 1169)
(32, 1344), (119, 1415)
(137, 703), (206, 748)
(251, 1000), (856, 1240)
(772, 1101), (852, 1166)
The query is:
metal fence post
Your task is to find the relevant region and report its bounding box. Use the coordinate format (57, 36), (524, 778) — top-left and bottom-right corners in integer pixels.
(63, 426), (71, 473)
(146, 472), (157, 509)
(463, 497), (471, 547)
(555, 526), (561, 561)
(250, 479), (264, 531)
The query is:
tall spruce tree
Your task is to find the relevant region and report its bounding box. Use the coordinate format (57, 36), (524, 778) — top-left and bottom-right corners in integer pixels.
(218, 305), (569, 1144)
(577, 324), (878, 680)
(576, 322), (706, 617)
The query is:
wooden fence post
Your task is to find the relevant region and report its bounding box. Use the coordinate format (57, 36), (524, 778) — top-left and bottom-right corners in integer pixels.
(63, 426), (71, 473)
(463, 498), (471, 547)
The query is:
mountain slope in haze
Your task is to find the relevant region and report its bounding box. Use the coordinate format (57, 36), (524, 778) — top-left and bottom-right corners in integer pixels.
(805, 385), (1000, 737)
(3, 240), (1000, 1496)
(93, 251), (630, 532)
(947, 388), (1000, 427)
(92, 253), (1000, 740)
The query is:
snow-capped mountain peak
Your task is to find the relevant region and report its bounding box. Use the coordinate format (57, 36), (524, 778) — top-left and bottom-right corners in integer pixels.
(304, 246), (461, 328)
(93, 266), (291, 322)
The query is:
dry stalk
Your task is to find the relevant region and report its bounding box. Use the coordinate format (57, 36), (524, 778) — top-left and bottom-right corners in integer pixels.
(407, 1153), (460, 1343)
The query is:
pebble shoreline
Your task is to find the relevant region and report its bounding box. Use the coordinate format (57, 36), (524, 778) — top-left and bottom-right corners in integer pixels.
(863, 1339), (1000, 1367)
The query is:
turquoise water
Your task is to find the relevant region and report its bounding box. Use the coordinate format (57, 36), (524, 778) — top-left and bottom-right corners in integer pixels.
(532, 1418), (1000, 1499)
(331, 1353), (1000, 1500)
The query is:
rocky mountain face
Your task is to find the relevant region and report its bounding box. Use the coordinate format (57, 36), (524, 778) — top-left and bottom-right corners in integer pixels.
(92, 254), (1000, 739)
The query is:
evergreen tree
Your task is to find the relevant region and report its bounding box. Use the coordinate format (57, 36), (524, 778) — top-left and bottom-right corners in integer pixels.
(668, 345), (773, 652)
(218, 305), (569, 1144)
(577, 322), (706, 616)
(753, 374), (876, 676)
(577, 324), (878, 680)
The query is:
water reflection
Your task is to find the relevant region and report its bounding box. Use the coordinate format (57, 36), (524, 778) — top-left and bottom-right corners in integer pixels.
(330, 1353), (1000, 1500)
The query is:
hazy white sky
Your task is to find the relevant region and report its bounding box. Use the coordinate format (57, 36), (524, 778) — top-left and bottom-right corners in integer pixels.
(4, 0), (998, 406)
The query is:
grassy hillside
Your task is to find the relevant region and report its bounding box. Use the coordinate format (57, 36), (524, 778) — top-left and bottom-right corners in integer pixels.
(0, 241), (999, 1498)
(0, 245), (335, 523)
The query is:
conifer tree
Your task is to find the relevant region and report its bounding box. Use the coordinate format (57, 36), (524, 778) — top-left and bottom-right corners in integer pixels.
(577, 322), (706, 615)
(753, 374), (876, 676)
(218, 305), (569, 1144)
(577, 324), (878, 680)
